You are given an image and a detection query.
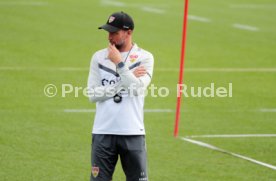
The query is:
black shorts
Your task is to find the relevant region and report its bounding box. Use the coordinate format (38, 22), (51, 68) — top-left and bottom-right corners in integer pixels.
(90, 134), (148, 181)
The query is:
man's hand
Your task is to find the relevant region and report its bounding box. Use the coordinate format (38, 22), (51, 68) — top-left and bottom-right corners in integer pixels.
(108, 44), (122, 65)
(133, 66), (147, 78)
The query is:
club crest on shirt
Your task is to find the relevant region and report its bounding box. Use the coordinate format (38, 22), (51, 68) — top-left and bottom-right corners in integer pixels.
(92, 166), (100, 178)
(109, 16), (115, 23)
(130, 54), (139, 62)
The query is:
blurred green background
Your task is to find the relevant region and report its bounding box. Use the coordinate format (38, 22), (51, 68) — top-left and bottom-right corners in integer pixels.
(1, 0), (275, 180)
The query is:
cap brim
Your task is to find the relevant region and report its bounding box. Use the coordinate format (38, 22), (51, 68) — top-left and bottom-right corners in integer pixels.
(98, 24), (120, 33)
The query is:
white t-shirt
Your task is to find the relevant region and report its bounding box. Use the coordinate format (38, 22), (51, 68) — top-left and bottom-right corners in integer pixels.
(87, 44), (154, 135)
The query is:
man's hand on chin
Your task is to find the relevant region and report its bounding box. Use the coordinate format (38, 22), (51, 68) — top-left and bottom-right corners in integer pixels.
(108, 43), (122, 65)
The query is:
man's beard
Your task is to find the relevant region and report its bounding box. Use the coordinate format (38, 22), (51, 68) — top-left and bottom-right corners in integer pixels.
(112, 40), (125, 50)
(115, 43), (123, 50)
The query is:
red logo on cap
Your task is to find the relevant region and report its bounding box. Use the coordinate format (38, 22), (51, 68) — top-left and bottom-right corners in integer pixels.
(109, 16), (115, 23)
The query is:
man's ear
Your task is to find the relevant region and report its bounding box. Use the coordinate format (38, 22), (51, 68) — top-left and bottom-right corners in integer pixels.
(127, 30), (132, 35)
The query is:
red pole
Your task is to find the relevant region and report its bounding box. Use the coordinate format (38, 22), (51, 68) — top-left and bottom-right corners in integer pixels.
(174, 0), (189, 137)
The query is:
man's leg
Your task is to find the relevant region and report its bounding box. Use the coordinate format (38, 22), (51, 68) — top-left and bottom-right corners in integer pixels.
(91, 134), (118, 181)
(119, 135), (148, 181)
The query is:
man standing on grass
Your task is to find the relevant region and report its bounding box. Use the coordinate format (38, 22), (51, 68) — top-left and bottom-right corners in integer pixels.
(87, 11), (154, 181)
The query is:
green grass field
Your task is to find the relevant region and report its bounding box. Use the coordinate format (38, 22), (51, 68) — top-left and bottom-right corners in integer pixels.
(1, 0), (276, 180)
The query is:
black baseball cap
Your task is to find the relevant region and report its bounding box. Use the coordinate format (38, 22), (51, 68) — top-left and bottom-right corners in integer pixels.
(98, 11), (134, 32)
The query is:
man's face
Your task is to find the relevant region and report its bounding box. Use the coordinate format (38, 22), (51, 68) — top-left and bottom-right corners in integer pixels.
(108, 30), (129, 49)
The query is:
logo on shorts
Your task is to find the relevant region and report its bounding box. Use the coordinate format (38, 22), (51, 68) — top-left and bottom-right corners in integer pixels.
(92, 166), (99, 178)
(139, 171), (147, 180)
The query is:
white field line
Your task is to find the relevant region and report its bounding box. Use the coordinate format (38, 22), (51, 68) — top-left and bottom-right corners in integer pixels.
(1, 67), (276, 72)
(185, 134), (276, 138)
(156, 68), (276, 72)
(230, 4), (276, 9)
(233, 24), (259, 32)
(63, 109), (174, 113)
(259, 108), (276, 113)
(0, 67), (88, 71)
(141, 7), (165, 14)
(0, 2), (48, 6)
(144, 109), (173, 113)
(100, 0), (166, 14)
(101, 0), (126, 7)
(62, 109), (276, 114)
(64, 109), (96, 113)
(181, 138), (276, 170)
(188, 15), (211, 23)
